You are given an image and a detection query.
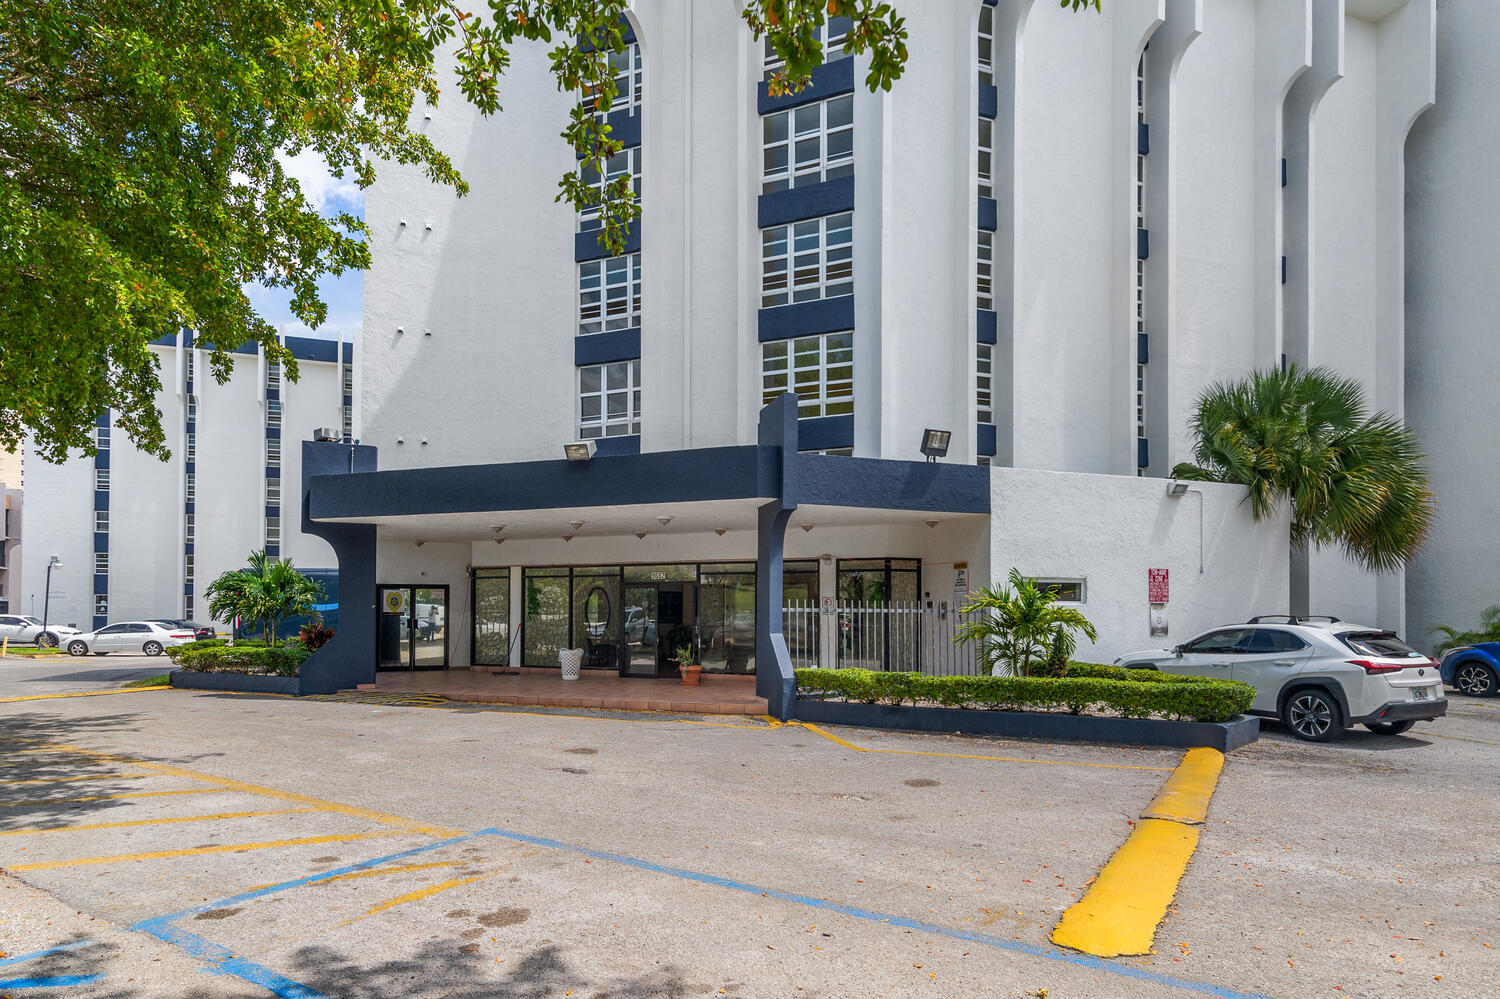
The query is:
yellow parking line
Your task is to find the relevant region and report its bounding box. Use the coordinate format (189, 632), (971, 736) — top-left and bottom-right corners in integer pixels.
(1426, 731), (1500, 747)
(1050, 818), (1201, 957)
(313, 860), (464, 886)
(28, 743), (463, 838)
(0, 686), (168, 703)
(7, 830), (405, 872)
(0, 807), (325, 837)
(0, 788), (219, 809)
(337, 870), (507, 928)
(790, 721), (1176, 772)
(0, 772), (155, 787)
(1140, 747), (1224, 824)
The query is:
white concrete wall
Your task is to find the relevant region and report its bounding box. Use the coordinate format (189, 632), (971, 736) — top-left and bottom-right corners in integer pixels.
(990, 467), (1290, 662)
(1404, 0), (1496, 654)
(108, 374), (182, 622)
(376, 539), (473, 667)
(19, 440), (93, 627)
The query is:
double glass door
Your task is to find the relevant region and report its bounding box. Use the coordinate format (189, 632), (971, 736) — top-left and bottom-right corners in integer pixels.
(377, 585), (448, 670)
(620, 584), (694, 678)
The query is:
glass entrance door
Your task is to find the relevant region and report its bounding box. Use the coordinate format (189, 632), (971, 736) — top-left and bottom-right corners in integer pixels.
(621, 585), (658, 677)
(377, 584), (449, 670)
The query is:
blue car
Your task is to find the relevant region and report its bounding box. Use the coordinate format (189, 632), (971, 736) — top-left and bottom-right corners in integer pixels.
(1439, 643), (1500, 697)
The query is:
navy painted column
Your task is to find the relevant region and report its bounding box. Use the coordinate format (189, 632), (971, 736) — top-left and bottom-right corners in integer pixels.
(299, 441), (379, 695)
(755, 395), (799, 719)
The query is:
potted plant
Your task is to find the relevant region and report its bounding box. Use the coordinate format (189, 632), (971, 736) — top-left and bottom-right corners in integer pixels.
(672, 644), (703, 686)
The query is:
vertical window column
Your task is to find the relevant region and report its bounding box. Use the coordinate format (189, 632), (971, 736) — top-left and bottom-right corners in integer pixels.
(265, 356), (281, 555)
(184, 345), (197, 618)
(1134, 50), (1150, 474)
(92, 414), (110, 628)
(975, 1), (1001, 466)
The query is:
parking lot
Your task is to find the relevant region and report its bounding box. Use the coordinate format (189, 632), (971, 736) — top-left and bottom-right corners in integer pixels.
(0, 675), (1496, 997)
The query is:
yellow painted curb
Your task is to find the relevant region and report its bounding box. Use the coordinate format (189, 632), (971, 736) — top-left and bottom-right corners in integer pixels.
(1050, 818), (1200, 957)
(0, 686), (169, 704)
(1140, 747), (1224, 824)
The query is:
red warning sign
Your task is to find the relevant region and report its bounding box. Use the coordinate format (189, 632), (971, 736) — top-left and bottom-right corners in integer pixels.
(1148, 568), (1169, 604)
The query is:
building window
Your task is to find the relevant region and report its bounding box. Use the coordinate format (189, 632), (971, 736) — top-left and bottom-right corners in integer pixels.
(584, 41), (643, 114)
(187, 398), (197, 422)
(1134, 51), (1148, 469)
(95, 468), (109, 491)
(978, 117), (993, 199)
(184, 552), (194, 582)
(342, 367), (354, 395)
(578, 146), (643, 232)
(762, 95), (853, 193)
(978, 2), (995, 86)
(267, 359), (281, 389)
(266, 479), (281, 505)
(96, 424), (110, 450)
(266, 516), (280, 546)
(184, 596), (194, 619)
(185, 472), (195, 504)
(1030, 578), (1086, 603)
(185, 513), (195, 543)
(266, 438), (281, 466)
(94, 510), (109, 532)
(94, 552), (108, 574)
(94, 594), (108, 617)
(579, 253), (642, 335)
(764, 16), (851, 77)
(977, 229), (994, 311)
(185, 433), (195, 462)
(761, 212), (853, 308)
(762, 333), (854, 419)
(266, 399), (282, 427)
(800, 447), (854, 457)
(578, 360), (642, 439)
(977, 342), (993, 424)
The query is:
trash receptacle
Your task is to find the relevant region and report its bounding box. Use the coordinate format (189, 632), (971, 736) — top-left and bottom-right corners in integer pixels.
(559, 648), (583, 681)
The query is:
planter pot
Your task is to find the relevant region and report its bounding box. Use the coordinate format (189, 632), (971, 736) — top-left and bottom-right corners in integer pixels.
(680, 664), (703, 686)
(170, 669), (303, 696)
(559, 648), (584, 681)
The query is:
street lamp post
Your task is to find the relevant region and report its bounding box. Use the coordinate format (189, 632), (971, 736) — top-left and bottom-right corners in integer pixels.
(41, 556), (61, 644)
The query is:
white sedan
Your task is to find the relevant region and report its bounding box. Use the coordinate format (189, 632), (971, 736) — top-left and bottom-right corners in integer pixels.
(0, 614), (82, 648)
(65, 621), (199, 657)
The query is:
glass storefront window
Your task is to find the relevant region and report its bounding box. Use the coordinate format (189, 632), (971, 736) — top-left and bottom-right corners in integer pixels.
(699, 569), (756, 674)
(836, 558), (921, 671)
(624, 563), (697, 583)
(472, 568), (510, 666)
(572, 571), (622, 669)
(522, 569), (571, 666)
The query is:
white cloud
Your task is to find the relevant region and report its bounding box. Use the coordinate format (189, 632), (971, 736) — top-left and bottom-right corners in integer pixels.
(280, 147), (362, 215)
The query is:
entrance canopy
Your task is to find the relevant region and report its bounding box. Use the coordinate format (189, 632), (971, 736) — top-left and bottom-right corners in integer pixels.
(297, 397), (990, 717)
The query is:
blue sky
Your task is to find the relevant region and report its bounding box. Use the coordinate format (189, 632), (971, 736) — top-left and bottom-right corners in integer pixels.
(245, 149), (364, 342)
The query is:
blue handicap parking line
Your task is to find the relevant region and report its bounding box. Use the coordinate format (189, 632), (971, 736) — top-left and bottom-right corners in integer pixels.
(0, 974), (105, 989)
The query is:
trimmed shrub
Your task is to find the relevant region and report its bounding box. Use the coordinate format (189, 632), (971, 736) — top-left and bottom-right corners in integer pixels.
(299, 623), (335, 651)
(794, 665), (1254, 724)
(170, 643), (310, 677)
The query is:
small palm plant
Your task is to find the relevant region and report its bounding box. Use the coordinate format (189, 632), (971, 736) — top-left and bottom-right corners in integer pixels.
(956, 568), (1099, 677)
(1431, 606), (1500, 656)
(1171, 365), (1434, 572)
(204, 549), (325, 648)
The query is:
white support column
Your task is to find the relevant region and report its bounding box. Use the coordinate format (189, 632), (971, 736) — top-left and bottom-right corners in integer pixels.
(509, 566), (523, 668)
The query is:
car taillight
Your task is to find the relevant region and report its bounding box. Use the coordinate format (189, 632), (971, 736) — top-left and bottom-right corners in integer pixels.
(1347, 659), (1403, 675)
(170, 632), (194, 639)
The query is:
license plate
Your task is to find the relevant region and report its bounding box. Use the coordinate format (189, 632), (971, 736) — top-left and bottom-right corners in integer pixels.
(1412, 686), (1429, 701)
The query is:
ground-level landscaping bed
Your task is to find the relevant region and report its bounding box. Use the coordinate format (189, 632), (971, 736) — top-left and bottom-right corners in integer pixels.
(166, 639), (311, 694)
(793, 665), (1260, 750)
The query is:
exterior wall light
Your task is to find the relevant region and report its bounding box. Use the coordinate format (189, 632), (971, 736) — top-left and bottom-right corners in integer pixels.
(657, 516), (673, 527)
(714, 528), (727, 536)
(635, 532), (648, 540)
(925, 520), (940, 529)
(562, 535), (574, 543)
(564, 441), (597, 462)
(801, 524), (814, 533)
(569, 520), (585, 531)
(920, 429), (952, 462)
(1166, 481), (1204, 573)
(1167, 481), (1190, 497)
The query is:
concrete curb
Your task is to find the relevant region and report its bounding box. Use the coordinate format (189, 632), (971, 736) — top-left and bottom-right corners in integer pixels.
(169, 669), (302, 695)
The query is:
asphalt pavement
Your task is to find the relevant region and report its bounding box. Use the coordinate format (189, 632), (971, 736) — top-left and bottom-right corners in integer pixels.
(0, 672), (1495, 998)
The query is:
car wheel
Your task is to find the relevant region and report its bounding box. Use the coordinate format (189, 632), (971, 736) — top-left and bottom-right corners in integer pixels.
(35, 632), (57, 648)
(1453, 661), (1498, 698)
(143, 641), (164, 657)
(1282, 688), (1341, 742)
(67, 641), (89, 657)
(1363, 719), (1416, 735)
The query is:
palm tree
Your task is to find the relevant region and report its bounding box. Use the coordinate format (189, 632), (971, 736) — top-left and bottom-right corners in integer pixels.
(1171, 365), (1434, 573)
(1431, 606), (1500, 655)
(956, 568), (1099, 677)
(204, 549), (325, 647)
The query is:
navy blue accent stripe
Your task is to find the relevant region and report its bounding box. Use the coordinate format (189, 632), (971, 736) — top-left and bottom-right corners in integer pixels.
(283, 335), (339, 364)
(978, 197), (998, 232)
(1281, 255), (1287, 284)
(342, 395), (352, 407)
(185, 542), (194, 554)
(576, 222), (641, 262)
(95, 413), (110, 428)
(1138, 332), (1150, 365)
(1281, 157), (1288, 187)
(266, 386), (280, 400)
(977, 309), (998, 345)
(757, 58), (855, 114)
(184, 582), (194, 595)
(93, 615), (107, 630)
(575, 328), (642, 366)
(979, 83), (998, 120)
(94, 489), (109, 511)
(185, 461), (195, 474)
(758, 296), (855, 342)
(1137, 436), (1150, 469)
(266, 466), (282, 479)
(148, 333), (178, 348)
(266, 505), (280, 519)
(603, 109), (641, 150)
(1138, 121), (1150, 155)
(758, 177), (855, 228)
(977, 423), (998, 457)
(266, 426), (282, 440)
(795, 415), (854, 451)
(1137, 227), (1150, 260)
(93, 573), (108, 595)
(93, 532), (108, 552)
(577, 15), (635, 52)
(94, 449), (109, 470)
(592, 435), (641, 458)
(342, 340), (354, 364)
(185, 501), (195, 515)
(265, 545), (280, 557)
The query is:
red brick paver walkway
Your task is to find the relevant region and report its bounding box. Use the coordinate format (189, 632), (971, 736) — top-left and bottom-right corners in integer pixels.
(358, 669), (768, 715)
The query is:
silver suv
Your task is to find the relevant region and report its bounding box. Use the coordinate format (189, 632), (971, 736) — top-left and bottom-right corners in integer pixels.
(1113, 615), (1447, 741)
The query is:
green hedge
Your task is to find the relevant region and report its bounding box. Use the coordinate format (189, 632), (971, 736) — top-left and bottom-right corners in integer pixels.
(793, 666), (1254, 724)
(169, 642), (309, 677)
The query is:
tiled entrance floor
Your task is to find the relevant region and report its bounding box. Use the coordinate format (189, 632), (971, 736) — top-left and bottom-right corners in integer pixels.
(356, 669), (768, 715)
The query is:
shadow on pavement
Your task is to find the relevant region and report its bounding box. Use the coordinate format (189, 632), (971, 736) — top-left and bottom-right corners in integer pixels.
(0, 711), (159, 832)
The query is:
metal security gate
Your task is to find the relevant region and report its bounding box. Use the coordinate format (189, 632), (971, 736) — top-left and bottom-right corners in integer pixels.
(783, 601), (987, 676)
